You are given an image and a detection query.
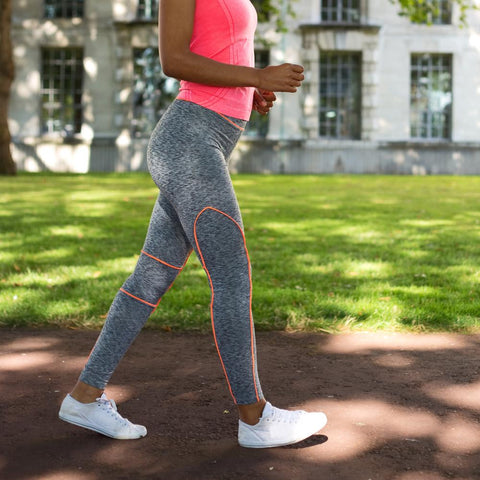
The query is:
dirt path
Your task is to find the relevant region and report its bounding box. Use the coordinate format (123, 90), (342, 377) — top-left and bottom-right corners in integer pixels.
(2, 329), (480, 480)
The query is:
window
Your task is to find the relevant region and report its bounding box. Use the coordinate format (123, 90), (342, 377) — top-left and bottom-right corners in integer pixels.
(44, 0), (84, 18)
(137, 0), (158, 21)
(410, 54), (452, 140)
(244, 49), (270, 138)
(132, 48), (178, 137)
(430, 0), (452, 24)
(414, 0), (452, 25)
(321, 0), (361, 23)
(41, 48), (84, 135)
(319, 52), (362, 139)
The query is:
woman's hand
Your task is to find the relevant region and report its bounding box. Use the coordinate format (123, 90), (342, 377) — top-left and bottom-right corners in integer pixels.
(256, 64), (305, 93)
(252, 89), (277, 115)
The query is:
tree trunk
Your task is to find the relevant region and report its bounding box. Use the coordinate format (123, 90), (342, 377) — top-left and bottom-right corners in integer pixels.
(0, 0), (16, 175)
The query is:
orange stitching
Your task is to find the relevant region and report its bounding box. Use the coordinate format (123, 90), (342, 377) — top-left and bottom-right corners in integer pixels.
(176, 98), (245, 131)
(214, 112), (245, 131)
(180, 250), (193, 269)
(119, 288), (157, 308)
(141, 250), (182, 270)
(193, 206), (260, 404)
(121, 251), (193, 313)
(151, 250), (193, 314)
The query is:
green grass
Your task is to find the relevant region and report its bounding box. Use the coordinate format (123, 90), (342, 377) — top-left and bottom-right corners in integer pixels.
(1, 173), (480, 332)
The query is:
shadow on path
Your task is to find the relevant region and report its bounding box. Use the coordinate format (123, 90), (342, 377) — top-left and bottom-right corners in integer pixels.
(1, 329), (480, 480)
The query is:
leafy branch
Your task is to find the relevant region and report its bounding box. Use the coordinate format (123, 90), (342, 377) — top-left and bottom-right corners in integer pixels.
(390, 0), (479, 26)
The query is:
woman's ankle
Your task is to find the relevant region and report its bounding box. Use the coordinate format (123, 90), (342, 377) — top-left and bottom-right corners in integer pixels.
(238, 399), (267, 426)
(70, 380), (104, 404)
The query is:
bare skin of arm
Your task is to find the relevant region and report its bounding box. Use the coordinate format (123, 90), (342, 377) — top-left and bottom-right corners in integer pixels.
(158, 0), (304, 94)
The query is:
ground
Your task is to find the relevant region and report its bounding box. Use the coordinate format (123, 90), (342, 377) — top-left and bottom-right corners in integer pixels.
(2, 329), (480, 480)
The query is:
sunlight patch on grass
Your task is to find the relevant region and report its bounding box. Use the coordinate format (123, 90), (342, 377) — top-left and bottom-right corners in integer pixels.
(400, 219), (456, 228)
(2, 173), (480, 331)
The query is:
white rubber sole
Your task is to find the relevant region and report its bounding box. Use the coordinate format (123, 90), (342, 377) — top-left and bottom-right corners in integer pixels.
(59, 413), (147, 440)
(239, 414), (327, 448)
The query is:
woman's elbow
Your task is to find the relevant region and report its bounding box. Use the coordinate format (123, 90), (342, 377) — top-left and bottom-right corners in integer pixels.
(160, 52), (185, 79)
(161, 61), (177, 78)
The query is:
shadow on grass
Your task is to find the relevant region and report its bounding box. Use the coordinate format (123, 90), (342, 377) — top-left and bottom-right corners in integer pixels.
(1, 173), (480, 331)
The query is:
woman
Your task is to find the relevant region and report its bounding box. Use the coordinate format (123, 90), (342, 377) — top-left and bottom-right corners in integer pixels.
(59, 0), (327, 448)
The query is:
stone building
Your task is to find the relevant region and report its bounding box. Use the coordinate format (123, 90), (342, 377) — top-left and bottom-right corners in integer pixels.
(9, 0), (480, 174)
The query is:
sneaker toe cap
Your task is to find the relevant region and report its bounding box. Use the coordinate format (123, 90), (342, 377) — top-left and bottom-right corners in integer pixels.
(308, 411), (327, 432)
(134, 424), (147, 437)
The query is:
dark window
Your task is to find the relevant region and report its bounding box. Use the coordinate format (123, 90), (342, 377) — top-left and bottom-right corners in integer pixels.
(319, 52), (362, 139)
(132, 48), (178, 137)
(410, 54), (452, 140)
(41, 48), (84, 135)
(321, 0), (361, 23)
(44, 0), (84, 19)
(245, 49), (270, 138)
(137, 0), (158, 21)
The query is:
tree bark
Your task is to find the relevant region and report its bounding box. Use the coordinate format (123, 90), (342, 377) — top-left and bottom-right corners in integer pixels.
(0, 0), (16, 175)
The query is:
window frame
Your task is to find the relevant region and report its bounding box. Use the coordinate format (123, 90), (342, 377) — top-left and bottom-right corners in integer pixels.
(244, 49), (271, 139)
(40, 47), (84, 137)
(410, 53), (453, 141)
(320, 0), (361, 24)
(318, 51), (362, 140)
(44, 0), (84, 19)
(136, 0), (158, 21)
(131, 47), (179, 138)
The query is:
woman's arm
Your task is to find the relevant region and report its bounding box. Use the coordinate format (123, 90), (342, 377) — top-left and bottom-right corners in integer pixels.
(158, 0), (304, 93)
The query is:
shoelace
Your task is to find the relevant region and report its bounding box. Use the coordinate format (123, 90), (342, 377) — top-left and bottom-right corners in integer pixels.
(96, 396), (130, 426)
(267, 406), (306, 424)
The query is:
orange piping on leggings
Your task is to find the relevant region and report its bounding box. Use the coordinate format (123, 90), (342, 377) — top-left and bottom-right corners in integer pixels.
(214, 112), (245, 131)
(119, 288), (157, 308)
(176, 98), (245, 131)
(193, 206), (260, 404)
(141, 250), (183, 270)
(151, 250), (193, 313)
(121, 250), (193, 312)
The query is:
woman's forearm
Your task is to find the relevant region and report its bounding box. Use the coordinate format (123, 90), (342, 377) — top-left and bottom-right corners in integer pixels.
(161, 49), (303, 93)
(161, 50), (260, 89)
(158, 0), (304, 93)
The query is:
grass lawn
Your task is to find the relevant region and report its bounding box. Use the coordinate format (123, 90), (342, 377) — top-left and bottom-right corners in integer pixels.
(1, 173), (480, 332)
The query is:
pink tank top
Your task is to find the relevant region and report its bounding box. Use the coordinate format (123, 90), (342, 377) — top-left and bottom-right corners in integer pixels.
(176, 0), (258, 121)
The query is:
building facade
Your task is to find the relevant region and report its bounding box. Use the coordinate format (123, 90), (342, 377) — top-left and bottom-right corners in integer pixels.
(9, 0), (480, 174)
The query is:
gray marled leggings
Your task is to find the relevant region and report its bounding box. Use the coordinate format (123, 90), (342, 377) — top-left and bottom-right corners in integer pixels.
(80, 100), (264, 405)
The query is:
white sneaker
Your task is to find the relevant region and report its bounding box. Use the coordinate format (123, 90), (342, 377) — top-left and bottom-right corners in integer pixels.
(238, 401), (327, 448)
(59, 393), (147, 440)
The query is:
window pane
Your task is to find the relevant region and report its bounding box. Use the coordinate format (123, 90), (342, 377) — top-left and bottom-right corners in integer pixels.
(410, 53), (452, 140)
(321, 0), (360, 23)
(44, 0), (84, 19)
(137, 0), (158, 20)
(41, 47), (84, 134)
(431, 0), (452, 24)
(319, 51), (362, 139)
(244, 49), (270, 138)
(132, 47), (178, 137)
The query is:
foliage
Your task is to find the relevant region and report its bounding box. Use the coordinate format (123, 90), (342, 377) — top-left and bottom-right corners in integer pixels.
(391, 0), (478, 26)
(251, 0), (297, 33)
(256, 0), (479, 28)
